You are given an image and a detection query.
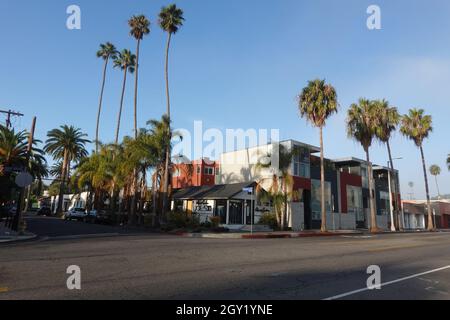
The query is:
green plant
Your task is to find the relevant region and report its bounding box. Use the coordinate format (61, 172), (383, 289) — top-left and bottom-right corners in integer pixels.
(209, 216), (221, 228)
(259, 212), (279, 230)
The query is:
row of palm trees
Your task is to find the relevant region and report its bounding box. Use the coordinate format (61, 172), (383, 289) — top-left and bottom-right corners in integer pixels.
(298, 79), (435, 233)
(93, 4), (184, 220)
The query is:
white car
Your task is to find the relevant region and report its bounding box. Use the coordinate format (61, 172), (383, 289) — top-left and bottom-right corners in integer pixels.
(64, 208), (87, 221)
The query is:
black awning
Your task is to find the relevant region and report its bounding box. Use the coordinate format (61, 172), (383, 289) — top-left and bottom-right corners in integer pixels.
(173, 182), (256, 200)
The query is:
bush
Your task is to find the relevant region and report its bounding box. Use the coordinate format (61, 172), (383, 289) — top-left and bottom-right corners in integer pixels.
(209, 216), (221, 228)
(167, 211), (200, 229)
(259, 212), (278, 230)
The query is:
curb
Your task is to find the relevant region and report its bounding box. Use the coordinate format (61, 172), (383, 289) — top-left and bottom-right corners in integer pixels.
(0, 234), (38, 244)
(175, 231), (365, 239)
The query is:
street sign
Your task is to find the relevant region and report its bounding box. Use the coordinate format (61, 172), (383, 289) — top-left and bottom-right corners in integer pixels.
(15, 172), (33, 188)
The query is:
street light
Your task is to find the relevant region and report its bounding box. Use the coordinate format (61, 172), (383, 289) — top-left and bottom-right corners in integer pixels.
(387, 157), (403, 232)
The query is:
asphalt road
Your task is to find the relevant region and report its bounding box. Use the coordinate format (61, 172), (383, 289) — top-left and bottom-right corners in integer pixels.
(0, 217), (449, 300)
(24, 216), (145, 238)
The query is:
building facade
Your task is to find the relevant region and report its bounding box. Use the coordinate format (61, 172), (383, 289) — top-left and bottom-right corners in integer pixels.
(173, 140), (402, 231)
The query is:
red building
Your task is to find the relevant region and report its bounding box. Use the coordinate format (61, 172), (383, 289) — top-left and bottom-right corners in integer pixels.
(172, 158), (220, 189)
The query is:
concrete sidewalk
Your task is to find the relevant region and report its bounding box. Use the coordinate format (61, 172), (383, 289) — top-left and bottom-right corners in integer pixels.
(0, 223), (37, 243)
(176, 230), (365, 239)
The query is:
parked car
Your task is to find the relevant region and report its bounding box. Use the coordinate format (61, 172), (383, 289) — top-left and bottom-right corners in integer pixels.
(83, 210), (98, 223)
(37, 207), (52, 216)
(64, 208), (87, 221)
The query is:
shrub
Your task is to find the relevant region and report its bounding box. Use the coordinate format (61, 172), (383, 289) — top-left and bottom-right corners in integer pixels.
(168, 211), (189, 228)
(209, 216), (221, 228)
(259, 212), (278, 230)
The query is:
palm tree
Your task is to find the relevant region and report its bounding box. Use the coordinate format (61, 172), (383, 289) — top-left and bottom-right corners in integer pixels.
(128, 15), (150, 139)
(373, 99), (401, 230)
(44, 126), (89, 214)
(158, 4), (185, 216)
(0, 125), (47, 180)
(429, 165), (441, 199)
(113, 49), (136, 144)
(298, 79), (338, 232)
(95, 42), (117, 153)
(0, 126), (48, 205)
(73, 145), (115, 211)
(447, 155), (450, 172)
(347, 99), (379, 233)
(256, 144), (298, 230)
(400, 108), (434, 231)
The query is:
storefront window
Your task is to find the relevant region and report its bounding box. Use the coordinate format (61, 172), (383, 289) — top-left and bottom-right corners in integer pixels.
(347, 185), (364, 221)
(379, 191), (390, 216)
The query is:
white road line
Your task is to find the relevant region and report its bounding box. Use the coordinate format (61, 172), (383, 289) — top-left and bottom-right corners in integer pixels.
(324, 265), (450, 300)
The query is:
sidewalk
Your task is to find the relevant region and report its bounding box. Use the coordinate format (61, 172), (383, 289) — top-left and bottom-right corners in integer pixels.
(0, 222), (37, 243)
(176, 230), (365, 239)
(174, 229), (450, 239)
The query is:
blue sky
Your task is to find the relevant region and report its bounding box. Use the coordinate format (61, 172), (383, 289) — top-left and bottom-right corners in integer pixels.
(1, 0), (450, 199)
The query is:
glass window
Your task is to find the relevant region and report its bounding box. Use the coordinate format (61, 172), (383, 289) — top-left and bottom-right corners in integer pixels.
(293, 147), (310, 178)
(379, 191), (390, 216)
(311, 179), (332, 221)
(204, 167), (213, 175)
(361, 166), (369, 188)
(347, 186), (364, 221)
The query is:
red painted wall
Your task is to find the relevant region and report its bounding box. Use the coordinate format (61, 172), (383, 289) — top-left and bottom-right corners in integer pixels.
(172, 160), (219, 189)
(293, 176), (311, 191)
(340, 171), (362, 214)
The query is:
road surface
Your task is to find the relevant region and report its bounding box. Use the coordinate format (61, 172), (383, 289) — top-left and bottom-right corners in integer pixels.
(0, 217), (449, 300)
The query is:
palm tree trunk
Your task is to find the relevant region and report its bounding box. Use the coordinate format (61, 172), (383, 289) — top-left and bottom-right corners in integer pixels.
(386, 140), (399, 231)
(95, 58), (109, 153)
(57, 149), (68, 215)
(134, 39), (140, 139)
(366, 148), (378, 232)
(115, 68), (128, 144)
(320, 126), (327, 232)
(162, 32), (173, 218)
(420, 145), (434, 231)
(434, 176), (441, 199)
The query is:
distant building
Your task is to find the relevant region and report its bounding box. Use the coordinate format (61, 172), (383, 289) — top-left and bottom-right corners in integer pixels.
(402, 200), (450, 230)
(172, 158), (220, 189)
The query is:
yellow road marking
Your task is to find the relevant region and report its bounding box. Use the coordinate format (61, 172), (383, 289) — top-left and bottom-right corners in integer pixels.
(0, 287), (9, 293)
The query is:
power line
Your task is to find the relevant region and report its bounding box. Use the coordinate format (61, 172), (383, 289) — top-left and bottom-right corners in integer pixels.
(0, 109), (24, 128)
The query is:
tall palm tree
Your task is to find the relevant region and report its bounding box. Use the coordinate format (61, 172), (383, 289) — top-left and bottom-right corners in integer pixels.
(298, 79), (338, 232)
(95, 42), (117, 153)
(158, 4), (185, 216)
(128, 15), (150, 139)
(447, 155), (450, 172)
(44, 126), (89, 214)
(347, 99), (379, 233)
(429, 165), (441, 199)
(400, 108), (434, 231)
(373, 99), (401, 230)
(113, 49), (136, 144)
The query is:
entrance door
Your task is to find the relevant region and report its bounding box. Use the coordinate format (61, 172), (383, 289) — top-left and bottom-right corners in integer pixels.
(245, 200), (254, 225)
(215, 200), (227, 224)
(229, 201), (243, 225)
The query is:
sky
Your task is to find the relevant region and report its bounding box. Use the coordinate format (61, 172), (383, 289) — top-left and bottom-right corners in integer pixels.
(1, 0), (450, 199)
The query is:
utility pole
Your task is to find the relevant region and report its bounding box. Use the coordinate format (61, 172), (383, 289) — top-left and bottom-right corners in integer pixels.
(0, 109), (24, 128)
(15, 117), (36, 234)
